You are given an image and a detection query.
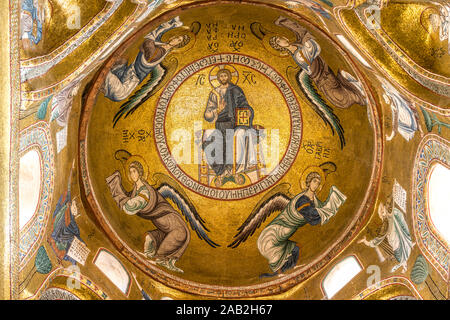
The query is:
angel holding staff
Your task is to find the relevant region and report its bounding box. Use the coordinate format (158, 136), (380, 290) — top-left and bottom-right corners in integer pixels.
(228, 162), (347, 278)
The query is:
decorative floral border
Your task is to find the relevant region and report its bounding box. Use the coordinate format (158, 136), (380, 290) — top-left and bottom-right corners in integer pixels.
(39, 287), (81, 300)
(353, 276), (422, 300)
(8, 0), (21, 299)
(412, 134), (449, 280)
(18, 121), (54, 270)
(25, 267), (109, 300)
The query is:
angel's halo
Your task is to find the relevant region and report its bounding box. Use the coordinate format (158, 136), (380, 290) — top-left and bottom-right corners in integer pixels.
(419, 6), (441, 34)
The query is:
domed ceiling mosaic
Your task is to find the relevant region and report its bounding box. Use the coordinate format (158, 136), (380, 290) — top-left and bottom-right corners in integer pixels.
(3, 0), (449, 300)
(80, 1), (383, 296)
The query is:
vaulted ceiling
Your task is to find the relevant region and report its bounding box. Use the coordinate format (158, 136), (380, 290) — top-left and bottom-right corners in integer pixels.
(6, 0), (449, 300)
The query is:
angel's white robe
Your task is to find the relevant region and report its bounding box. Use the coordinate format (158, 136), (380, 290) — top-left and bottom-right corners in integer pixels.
(50, 80), (81, 127)
(257, 186), (346, 272)
(388, 208), (414, 272)
(291, 39), (321, 75)
(362, 207), (414, 272)
(383, 84), (419, 141)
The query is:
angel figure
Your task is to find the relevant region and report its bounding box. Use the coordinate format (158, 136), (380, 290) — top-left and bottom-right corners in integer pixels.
(106, 150), (219, 273)
(358, 195), (415, 273)
(100, 16), (201, 127)
(47, 160), (83, 265)
(251, 16), (367, 149)
(379, 77), (423, 142)
(228, 163), (347, 278)
(20, 0), (46, 46)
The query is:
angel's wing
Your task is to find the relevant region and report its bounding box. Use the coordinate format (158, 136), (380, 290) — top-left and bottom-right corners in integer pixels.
(112, 57), (178, 127)
(152, 173), (220, 248)
(228, 183), (293, 249)
(288, 67), (346, 149)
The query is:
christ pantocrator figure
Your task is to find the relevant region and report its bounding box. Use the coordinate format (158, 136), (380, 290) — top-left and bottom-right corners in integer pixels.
(202, 67), (265, 187)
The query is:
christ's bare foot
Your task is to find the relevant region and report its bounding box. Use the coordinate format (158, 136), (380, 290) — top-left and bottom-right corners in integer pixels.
(234, 174), (245, 185)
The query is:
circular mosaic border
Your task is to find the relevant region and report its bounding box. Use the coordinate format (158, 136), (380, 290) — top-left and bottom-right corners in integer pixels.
(154, 53), (302, 200)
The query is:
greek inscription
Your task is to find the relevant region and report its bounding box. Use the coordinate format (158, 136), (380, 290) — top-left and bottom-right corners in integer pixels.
(206, 22), (220, 53)
(122, 129), (151, 143)
(242, 71), (257, 85)
(302, 139), (331, 159)
(154, 54), (302, 199)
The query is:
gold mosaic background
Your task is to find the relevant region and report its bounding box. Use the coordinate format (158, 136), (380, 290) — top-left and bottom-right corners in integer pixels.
(1, 0), (448, 300)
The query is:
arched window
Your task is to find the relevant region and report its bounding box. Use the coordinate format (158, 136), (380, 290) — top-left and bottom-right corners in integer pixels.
(322, 256), (363, 299)
(413, 135), (449, 279)
(18, 122), (54, 270)
(427, 163), (450, 245)
(94, 249), (131, 296)
(19, 149), (42, 230)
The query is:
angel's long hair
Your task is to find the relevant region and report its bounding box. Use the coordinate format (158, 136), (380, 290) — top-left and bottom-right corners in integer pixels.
(269, 36), (291, 55)
(171, 34), (191, 49)
(129, 161), (145, 179)
(305, 171), (321, 189)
